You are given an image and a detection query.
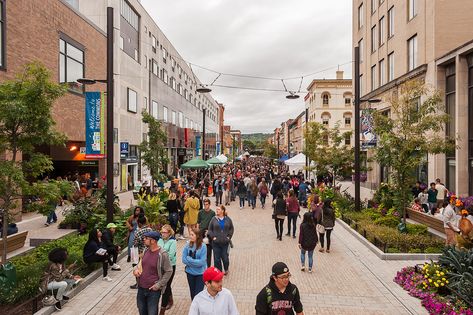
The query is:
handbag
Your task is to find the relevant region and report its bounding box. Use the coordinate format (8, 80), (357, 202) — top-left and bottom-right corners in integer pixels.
(42, 294), (58, 306)
(130, 246), (140, 265)
(316, 207), (325, 234)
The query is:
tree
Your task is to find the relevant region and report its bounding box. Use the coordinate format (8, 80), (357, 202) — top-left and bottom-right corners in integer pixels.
(139, 111), (169, 184)
(263, 143), (278, 159)
(304, 122), (353, 185)
(0, 62), (68, 262)
(372, 80), (455, 225)
(242, 139), (256, 152)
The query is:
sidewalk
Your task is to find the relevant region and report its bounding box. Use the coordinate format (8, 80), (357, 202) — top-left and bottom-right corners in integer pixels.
(53, 199), (428, 315)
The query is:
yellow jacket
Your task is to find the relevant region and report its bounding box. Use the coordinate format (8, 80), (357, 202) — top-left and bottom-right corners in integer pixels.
(184, 197), (200, 225)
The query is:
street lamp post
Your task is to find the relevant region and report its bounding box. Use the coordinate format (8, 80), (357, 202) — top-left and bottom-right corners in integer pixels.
(305, 108), (308, 180)
(202, 108), (206, 160)
(78, 7), (114, 223)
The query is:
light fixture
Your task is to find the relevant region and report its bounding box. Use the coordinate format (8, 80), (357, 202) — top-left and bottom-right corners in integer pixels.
(196, 85), (212, 93)
(286, 92), (300, 99)
(360, 98), (382, 103)
(77, 78), (108, 85)
(69, 145), (78, 151)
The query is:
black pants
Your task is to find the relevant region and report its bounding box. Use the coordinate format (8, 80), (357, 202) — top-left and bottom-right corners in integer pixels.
(287, 213), (298, 236)
(106, 246), (118, 265)
(161, 265), (176, 308)
(178, 210), (185, 235)
(86, 254), (109, 277)
(206, 243), (212, 267)
(274, 219), (284, 238)
(215, 191), (223, 205)
(319, 229), (333, 250)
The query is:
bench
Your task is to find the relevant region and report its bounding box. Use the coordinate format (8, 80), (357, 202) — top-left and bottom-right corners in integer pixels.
(407, 208), (444, 233)
(0, 231), (28, 256)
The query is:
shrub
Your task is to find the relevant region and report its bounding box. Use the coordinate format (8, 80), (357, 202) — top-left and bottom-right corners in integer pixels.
(374, 215), (400, 228)
(407, 223), (429, 236)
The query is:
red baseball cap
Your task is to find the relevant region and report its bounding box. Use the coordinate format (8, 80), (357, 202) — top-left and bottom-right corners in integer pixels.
(203, 267), (224, 282)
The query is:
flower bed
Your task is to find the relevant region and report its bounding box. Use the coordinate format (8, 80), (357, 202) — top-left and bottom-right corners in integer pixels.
(394, 248), (473, 314)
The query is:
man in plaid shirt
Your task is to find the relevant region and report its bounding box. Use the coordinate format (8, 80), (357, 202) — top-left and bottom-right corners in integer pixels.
(130, 214), (152, 289)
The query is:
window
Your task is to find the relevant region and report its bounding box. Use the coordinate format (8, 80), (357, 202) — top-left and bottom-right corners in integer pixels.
(184, 89), (188, 100)
(371, 65), (377, 91)
(345, 97), (352, 106)
(143, 97), (147, 112)
(119, 36), (124, 50)
(120, 0), (140, 62)
(172, 111), (176, 125)
(162, 47), (167, 63)
(177, 83), (183, 95)
(388, 6), (394, 38)
(59, 38), (84, 94)
(163, 106), (168, 122)
(162, 69), (168, 84)
(152, 59), (158, 76)
(344, 133), (351, 146)
(371, 0), (376, 14)
(185, 118), (189, 128)
(321, 113), (330, 126)
(120, 0), (138, 30)
(408, 35), (418, 71)
(171, 77), (176, 90)
(388, 52), (394, 81)
(322, 93), (329, 105)
(344, 113), (352, 127)
(379, 16), (385, 46)
(446, 63), (456, 192)
(171, 58), (176, 71)
(358, 3), (364, 29)
(371, 25), (377, 53)
(379, 59), (385, 86)
(178, 112), (183, 127)
(190, 120), (194, 130)
(152, 100), (158, 119)
(358, 38), (364, 63)
(127, 88), (137, 113)
(151, 35), (157, 53)
(408, 0), (417, 20)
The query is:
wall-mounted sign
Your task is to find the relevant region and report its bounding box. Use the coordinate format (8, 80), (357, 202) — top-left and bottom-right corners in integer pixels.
(80, 160), (98, 166)
(120, 142), (129, 159)
(177, 148), (186, 157)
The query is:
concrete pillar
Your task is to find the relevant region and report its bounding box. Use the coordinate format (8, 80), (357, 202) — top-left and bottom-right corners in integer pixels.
(430, 66), (446, 184)
(455, 55), (469, 196)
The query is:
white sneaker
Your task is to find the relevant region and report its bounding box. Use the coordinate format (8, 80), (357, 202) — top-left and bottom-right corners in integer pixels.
(308, 268), (313, 273)
(103, 276), (113, 282)
(111, 264), (121, 270)
(178, 235), (186, 240)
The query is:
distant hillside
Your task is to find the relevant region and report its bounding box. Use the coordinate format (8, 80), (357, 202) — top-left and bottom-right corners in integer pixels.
(242, 133), (272, 143)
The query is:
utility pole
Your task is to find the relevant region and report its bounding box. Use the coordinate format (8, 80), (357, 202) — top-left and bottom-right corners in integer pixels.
(106, 7), (114, 223)
(354, 46), (361, 212)
(305, 108), (308, 180)
(202, 108), (206, 160)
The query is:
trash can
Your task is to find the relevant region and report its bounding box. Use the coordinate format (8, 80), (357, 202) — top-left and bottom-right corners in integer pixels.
(0, 261), (17, 288)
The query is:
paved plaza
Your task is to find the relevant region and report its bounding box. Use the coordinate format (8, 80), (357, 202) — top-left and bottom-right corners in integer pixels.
(56, 199), (428, 315)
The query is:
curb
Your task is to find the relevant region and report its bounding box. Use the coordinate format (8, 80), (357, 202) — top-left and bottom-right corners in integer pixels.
(336, 218), (442, 261)
(34, 250), (128, 315)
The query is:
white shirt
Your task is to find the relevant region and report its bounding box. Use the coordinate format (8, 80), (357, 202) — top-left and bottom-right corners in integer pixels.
(443, 204), (457, 229)
(188, 287), (239, 315)
(436, 183), (447, 200)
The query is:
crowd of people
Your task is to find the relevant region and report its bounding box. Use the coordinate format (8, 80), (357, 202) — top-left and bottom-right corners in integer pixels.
(42, 156), (343, 314)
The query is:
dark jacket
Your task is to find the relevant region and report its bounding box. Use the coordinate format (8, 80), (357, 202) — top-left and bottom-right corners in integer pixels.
(255, 280), (303, 315)
(101, 229), (116, 251)
(273, 198), (287, 217)
(166, 199), (180, 214)
(83, 239), (103, 262)
(237, 180), (247, 196)
(207, 216), (234, 245)
(299, 222), (318, 251)
(320, 206), (335, 229)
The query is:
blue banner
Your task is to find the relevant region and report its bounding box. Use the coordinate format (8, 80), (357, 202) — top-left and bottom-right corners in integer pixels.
(85, 92), (105, 159)
(195, 136), (201, 157)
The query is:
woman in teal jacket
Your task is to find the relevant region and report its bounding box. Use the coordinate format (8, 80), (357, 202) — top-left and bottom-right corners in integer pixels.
(182, 227), (207, 300)
(158, 224), (177, 313)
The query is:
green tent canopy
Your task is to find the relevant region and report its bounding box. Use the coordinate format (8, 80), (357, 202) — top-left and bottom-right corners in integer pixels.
(206, 157), (225, 165)
(180, 158), (210, 169)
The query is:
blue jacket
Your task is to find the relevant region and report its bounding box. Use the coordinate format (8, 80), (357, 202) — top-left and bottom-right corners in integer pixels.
(182, 242), (207, 275)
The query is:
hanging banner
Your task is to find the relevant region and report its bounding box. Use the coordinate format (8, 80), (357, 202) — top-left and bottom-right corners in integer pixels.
(195, 135), (201, 157)
(361, 109), (377, 148)
(85, 91), (106, 159)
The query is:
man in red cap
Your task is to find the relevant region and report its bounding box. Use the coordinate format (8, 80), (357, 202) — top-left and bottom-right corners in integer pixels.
(188, 267), (239, 315)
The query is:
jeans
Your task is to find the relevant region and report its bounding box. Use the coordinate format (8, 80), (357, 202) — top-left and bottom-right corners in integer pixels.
(247, 191), (252, 207)
(300, 249), (314, 269)
(186, 273), (204, 300)
(215, 191), (223, 205)
(46, 210), (57, 224)
(168, 212), (179, 234)
(213, 243), (230, 272)
(287, 213), (298, 236)
(239, 195), (245, 208)
(319, 229), (332, 250)
(161, 265), (175, 308)
(275, 218), (284, 238)
(47, 279), (75, 301)
(260, 194), (267, 207)
(128, 228), (136, 257)
(137, 287), (161, 315)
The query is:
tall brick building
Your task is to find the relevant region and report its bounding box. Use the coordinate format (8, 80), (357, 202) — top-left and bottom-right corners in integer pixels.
(1, 0), (107, 180)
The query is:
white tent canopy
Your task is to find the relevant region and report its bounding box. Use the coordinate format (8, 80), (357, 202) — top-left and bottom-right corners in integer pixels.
(216, 154), (228, 163)
(284, 153), (306, 166)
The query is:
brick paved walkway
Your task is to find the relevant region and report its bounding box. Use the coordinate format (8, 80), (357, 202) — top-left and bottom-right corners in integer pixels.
(57, 200), (428, 315)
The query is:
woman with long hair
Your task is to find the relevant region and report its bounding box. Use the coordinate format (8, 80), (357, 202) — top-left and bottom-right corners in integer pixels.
(83, 229), (112, 281)
(126, 206), (145, 262)
(318, 199), (336, 253)
(182, 227), (207, 300)
(158, 224), (177, 314)
(273, 192), (287, 241)
(207, 205), (234, 275)
(298, 212), (318, 272)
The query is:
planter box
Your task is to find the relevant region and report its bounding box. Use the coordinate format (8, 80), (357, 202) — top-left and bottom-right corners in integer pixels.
(406, 208), (444, 234)
(337, 218), (442, 261)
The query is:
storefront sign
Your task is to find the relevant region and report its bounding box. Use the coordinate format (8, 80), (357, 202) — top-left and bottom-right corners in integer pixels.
(80, 161), (98, 166)
(85, 92), (105, 159)
(177, 148), (186, 157)
(120, 142), (129, 159)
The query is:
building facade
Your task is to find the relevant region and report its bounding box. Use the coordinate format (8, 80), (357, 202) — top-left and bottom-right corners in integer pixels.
(305, 71), (353, 146)
(289, 111), (306, 155)
(353, 0), (473, 194)
(73, 0), (220, 190)
(1, 0), (107, 182)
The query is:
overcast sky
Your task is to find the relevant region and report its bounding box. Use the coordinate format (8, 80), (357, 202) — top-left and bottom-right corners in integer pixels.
(141, 0), (352, 134)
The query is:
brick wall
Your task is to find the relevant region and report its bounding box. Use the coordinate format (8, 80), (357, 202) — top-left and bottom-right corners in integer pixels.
(2, 0), (107, 141)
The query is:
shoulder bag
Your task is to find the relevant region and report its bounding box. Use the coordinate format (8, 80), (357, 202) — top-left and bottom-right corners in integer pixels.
(316, 208), (325, 234)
